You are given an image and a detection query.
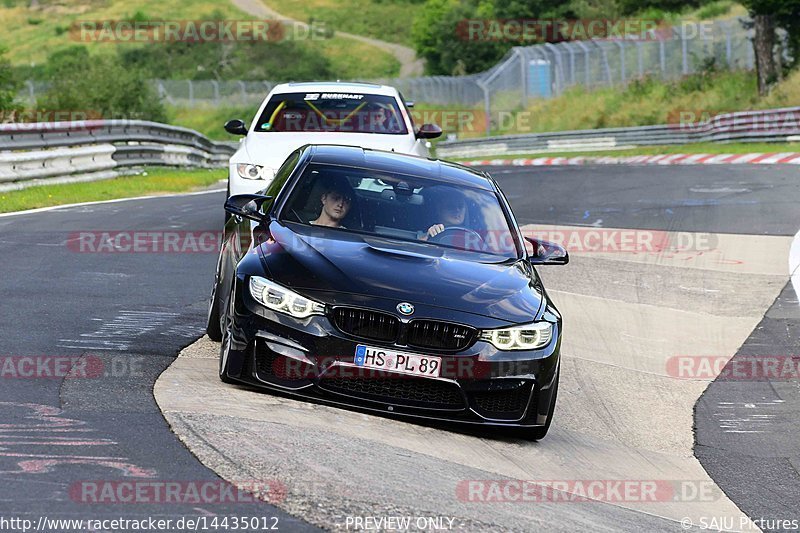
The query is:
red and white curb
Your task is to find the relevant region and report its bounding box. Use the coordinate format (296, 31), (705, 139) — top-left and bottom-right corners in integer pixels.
(462, 153), (800, 166)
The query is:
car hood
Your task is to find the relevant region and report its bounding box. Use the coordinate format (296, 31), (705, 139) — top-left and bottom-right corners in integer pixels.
(239, 132), (419, 168)
(257, 222), (543, 324)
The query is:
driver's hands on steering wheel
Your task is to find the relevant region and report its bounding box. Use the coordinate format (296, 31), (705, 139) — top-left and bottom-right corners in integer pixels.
(421, 224), (446, 241)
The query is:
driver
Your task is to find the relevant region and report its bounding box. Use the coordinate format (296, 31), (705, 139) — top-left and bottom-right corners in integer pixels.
(419, 190), (468, 241)
(310, 177), (353, 228)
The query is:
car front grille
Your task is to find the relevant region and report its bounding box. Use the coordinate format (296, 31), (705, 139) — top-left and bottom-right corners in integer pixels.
(319, 375), (465, 410)
(332, 308), (399, 342)
(331, 307), (475, 351)
(407, 320), (476, 351)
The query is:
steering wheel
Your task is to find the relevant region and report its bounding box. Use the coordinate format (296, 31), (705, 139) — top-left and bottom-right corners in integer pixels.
(428, 226), (485, 250)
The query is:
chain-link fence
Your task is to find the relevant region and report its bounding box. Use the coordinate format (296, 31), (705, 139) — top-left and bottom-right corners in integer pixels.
(19, 18), (762, 130)
(472, 19), (757, 132)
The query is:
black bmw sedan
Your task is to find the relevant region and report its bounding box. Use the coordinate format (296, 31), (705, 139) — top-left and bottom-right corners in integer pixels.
(207, 145), (568, 439)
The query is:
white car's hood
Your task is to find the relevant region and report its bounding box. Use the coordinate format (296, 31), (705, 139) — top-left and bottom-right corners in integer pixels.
(237, 132), (421, 168)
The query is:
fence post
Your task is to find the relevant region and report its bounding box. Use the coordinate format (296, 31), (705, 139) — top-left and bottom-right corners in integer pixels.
(725, 23), (732, 67)
(659, 39), (666, 77)
(681, 24), (689, 75)
(617, 41), (626, 84)
(746, 35), (754, 70)
(212, 80), (220, 103)
(576, 41), (590, 87)
(26, 80), (35, 103)
(598, 42), (612, 85)
(187, 80), (194, 106)
(567, 43), (575, 86)
(478, 80), (491, 136)
(516, 49), (528, 109)
(636, 41), (644, 78)
(544, 43), (563, 96)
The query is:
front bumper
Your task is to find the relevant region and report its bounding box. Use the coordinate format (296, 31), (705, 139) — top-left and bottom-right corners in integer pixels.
(223, 283), (561, 429)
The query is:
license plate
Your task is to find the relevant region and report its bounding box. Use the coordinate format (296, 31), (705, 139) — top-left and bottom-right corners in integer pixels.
(354, 345), (442, 378)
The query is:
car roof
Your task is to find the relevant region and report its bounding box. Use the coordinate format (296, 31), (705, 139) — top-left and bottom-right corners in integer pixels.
(271, 81), (399, 98)
(304, 145), (494, 191)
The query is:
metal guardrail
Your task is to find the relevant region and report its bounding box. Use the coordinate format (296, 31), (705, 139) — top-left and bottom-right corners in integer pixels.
(0, 120), (236, 188)
(436, 107), (800, 158)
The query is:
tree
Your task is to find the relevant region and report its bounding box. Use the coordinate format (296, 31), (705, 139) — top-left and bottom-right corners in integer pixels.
(740, 0), (800, 96)
(412, 0), (508, 75)
(38, 46), (167, 122)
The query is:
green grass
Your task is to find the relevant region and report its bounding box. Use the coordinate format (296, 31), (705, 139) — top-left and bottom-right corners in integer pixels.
(448, 68), (800, 139)
(446, 142), (800, 161)
(317, 36), (400, 78)
(169, 105), (255, 141)
(0, 0), (399, 78)
(259, 0), (419, 46)
(0, 168), (225, 213)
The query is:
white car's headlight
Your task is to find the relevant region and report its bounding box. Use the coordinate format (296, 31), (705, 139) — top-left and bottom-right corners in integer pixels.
(479, 322), (553, 350)
(236, 163), (267, 180)
(249, 276), (325, 318)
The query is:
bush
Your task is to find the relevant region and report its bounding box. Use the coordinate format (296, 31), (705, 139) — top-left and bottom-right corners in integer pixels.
(37, 46), (167, 122)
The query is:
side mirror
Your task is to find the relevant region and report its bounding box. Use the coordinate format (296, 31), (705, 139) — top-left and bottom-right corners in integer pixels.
(525, 237), (569, 265)
(405, 101), (415, 108)
(416, 123), (442, 139)
(224, 194), (273, 222)
(224, 119), (248, 136)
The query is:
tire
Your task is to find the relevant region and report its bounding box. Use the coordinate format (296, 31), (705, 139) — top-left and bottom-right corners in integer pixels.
(224, 181), (231, 224)
(218, 287), (236, 384)
(524, 371), (559, 441)
(205, 256), (224, 342)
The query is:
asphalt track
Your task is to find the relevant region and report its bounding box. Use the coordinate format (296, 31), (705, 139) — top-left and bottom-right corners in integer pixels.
(2, 164), (799, 532)
(0, 192), (315, 531)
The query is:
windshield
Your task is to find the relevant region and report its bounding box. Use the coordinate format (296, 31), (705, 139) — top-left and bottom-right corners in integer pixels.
(254, 92), (408, 134)
(279, 164), (520, 258)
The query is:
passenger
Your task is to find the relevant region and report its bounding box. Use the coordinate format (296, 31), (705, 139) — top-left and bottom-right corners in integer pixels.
(310, 178), (353, 228)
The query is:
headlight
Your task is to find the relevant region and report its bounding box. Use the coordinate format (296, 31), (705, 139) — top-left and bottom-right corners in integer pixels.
(236, 163), (266, 180)
(249, 276), (325, 318)
(479, 322), (553, 350)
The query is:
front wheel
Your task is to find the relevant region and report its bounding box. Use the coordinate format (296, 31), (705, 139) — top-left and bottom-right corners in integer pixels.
(218, 287), (236, 384)
(205, 256), (224, 341)
(224, 181), (231, 223)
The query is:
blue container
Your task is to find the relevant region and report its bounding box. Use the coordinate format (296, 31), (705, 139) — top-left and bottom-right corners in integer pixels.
(528, 60), (552, 98)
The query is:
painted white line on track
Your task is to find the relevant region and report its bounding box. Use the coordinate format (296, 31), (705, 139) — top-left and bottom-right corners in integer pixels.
(0, 187), (226, 219)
